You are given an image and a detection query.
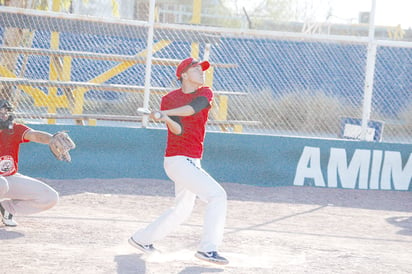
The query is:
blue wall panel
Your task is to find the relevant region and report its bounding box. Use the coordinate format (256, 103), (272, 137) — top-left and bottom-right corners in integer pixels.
(18, 125), (411, 191)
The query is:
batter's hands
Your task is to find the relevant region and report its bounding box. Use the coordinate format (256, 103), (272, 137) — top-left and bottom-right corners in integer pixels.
(150, 110), (182, 135)
(150, 110), (165, 121)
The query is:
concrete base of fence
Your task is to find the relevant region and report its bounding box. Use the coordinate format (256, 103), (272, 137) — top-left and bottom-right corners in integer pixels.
(19, 124), (411, 191)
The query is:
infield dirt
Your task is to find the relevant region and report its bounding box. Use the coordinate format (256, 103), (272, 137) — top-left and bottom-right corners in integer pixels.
(1, 178), (411, 274)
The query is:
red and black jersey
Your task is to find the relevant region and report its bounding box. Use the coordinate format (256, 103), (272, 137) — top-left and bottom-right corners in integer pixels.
(0, 123), (31, 176)
(161, 86), (213, 158)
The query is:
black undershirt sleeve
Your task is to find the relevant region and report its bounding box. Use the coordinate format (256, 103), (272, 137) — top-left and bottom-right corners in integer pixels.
(169, 115), (181, 124)
(169, 115), (182, 135)
(167, 96), (209, 135)
(188, 96), (210, 114)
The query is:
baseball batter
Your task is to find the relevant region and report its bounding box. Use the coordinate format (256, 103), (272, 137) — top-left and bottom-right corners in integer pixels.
(0, 99), (75, 227)
(129, 57), (229, 265)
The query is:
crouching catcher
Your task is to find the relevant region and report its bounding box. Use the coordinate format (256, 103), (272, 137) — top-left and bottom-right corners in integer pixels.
(0, 99), (75, 227)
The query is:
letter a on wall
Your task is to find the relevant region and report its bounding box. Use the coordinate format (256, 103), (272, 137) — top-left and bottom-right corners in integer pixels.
(293, 146), (326, 187)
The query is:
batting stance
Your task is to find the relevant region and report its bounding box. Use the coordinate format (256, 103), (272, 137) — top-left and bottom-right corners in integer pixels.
(0, 99), (75, 227)
(129, 58), (229, 265)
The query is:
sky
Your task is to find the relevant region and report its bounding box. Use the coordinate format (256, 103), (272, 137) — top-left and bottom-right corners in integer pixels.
(232, 0), (412, 29)
(327, 0), (411, 28)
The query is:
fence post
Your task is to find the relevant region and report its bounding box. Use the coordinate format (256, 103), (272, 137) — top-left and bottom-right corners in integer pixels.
(360, 0), (377, 141)
(142, 0), (156, 128)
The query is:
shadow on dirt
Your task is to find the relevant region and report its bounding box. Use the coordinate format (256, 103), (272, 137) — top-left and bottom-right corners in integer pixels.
(386, 216), (412, 236)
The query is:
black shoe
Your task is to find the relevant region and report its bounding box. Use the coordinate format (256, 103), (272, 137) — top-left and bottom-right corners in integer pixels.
(128, 237), (156, 253)
(195, 251), (229, 265)
(0, 202), (18, 227)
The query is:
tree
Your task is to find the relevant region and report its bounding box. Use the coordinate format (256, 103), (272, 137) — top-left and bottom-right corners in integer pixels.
(216, 0), (297, 29)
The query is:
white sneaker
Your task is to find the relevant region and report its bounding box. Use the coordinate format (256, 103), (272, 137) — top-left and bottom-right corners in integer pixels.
(128, 237), (156, 253)
(0, 203), (18, 227)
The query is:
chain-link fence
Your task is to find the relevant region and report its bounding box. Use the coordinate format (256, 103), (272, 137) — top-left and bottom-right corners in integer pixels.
(0, 0), (411, 144)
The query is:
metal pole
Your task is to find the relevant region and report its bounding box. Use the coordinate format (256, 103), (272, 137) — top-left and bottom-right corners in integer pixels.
(142, 0), (156, 128)
(360, 0), (377, 140)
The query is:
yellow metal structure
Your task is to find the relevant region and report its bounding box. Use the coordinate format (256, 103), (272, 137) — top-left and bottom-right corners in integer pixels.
(70, 40), (171, 115)
(0, 0), (241, 131)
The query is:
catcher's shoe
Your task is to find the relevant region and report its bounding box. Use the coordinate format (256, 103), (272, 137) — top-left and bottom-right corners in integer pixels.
(195, 251), (229, 265)
(0, 203), (18, 227)
(128, 237), (156, 253)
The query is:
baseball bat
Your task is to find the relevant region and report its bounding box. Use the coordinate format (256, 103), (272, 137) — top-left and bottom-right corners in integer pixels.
(137, 107), (151, 115)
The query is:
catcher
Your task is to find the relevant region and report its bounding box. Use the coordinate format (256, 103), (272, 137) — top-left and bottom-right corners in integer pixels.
(0, 99), (75, 227)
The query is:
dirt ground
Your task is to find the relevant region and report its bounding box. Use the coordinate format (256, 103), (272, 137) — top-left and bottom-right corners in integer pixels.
(0, 178), (411, 274)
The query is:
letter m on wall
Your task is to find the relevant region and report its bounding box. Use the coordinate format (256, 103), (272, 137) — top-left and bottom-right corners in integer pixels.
(327, 148), (371, 189)
(381, 152), (412, 190)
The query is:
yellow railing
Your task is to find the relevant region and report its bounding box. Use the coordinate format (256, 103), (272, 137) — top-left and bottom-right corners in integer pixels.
(0, 0), (253, 132)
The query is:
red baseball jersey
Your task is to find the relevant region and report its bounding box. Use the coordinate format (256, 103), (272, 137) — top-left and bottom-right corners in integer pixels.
(161, 86), (213, 158)
(0, 123), (31, 176)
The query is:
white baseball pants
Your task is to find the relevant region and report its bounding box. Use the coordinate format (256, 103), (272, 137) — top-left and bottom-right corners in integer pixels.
(132, 155), (227, 252)
(0, 173), (59, 215)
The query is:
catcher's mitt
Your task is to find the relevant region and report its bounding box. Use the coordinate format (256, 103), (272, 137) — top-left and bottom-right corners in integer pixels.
(49, 131), (76, 162)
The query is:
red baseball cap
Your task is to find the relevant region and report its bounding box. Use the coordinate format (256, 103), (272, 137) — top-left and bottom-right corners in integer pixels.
(176, 57), (210, 80)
